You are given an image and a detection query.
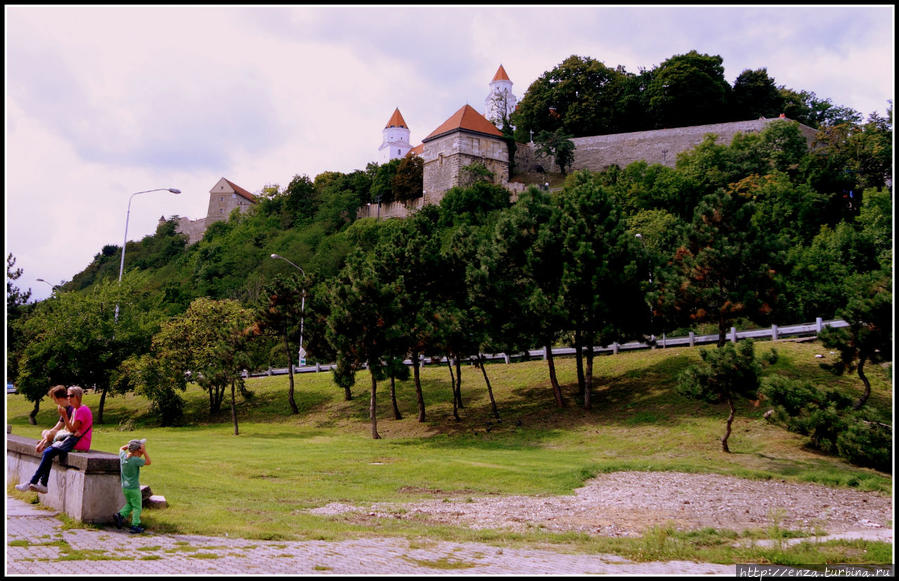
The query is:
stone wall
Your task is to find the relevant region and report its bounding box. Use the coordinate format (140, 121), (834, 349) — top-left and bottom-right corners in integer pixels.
(515, 118), (818, 174)
(7, 434), (125, 524)
(422, 131), (509, 205)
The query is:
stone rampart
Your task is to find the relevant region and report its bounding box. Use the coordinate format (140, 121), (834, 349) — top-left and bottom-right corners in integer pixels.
(7, 433), (125, 524)
(516, 118), (818, 174)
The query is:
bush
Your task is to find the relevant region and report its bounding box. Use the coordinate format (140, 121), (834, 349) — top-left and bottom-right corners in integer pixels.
(761, 375), (891, 471)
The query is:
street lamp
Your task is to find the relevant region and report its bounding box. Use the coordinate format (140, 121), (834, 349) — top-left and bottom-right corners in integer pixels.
(36, 278), (55, 297)
(270, 253), (307, 367)
(114, 188), (181, 322)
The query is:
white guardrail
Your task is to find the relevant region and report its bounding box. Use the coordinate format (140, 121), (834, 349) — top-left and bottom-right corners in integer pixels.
(249, 318), (847, 378)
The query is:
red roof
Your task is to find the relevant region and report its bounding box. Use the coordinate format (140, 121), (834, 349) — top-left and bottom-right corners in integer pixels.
(385, 108), (408, 129)
(408, 144), (424, 156)
(492, 64), (510, 82)
(422, 104), (504, 142)
(223, 178), (257, 204)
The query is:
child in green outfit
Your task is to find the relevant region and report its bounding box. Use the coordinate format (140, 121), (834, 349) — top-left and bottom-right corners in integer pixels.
(113, 439), (151, 534)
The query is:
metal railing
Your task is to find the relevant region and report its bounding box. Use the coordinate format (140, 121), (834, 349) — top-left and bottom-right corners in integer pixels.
(249, 318), (847, 377)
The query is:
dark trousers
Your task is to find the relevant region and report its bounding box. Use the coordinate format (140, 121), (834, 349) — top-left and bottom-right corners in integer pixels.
(30, 435), (79, 487)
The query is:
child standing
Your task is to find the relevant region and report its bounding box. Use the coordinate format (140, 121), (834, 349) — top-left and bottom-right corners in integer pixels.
(113, 438), (151, 534)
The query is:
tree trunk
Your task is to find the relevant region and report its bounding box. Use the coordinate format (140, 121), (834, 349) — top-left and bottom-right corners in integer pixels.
(230, 379), (239, 436)
(447, 357), (460, 421)
(285, 333), (298, 414)
(574, 329), (585, 396)
(583, 342), (594, 410)
(717, 314), (728, 348)
(369, 367), (381, 439)
(479, 354), (500, 420)
(412, 350), (426, 422)
(28, 399), (40, 425)
(546, 343), (564, 407)
(721, 396), (735, 453)
(390, 375), (402, 420)
(454, 357), (464, 409)
(98, 385), (108, 424)
(852, 355), (872, 410)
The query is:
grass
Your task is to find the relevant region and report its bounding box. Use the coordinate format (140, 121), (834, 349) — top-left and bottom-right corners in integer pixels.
(6, 340), (892, 564)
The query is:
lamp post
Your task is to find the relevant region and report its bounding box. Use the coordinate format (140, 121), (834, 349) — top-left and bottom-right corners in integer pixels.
(114, 188), (181, 322)
(36, 278), (54, 297)
(270, 253), (306, 367)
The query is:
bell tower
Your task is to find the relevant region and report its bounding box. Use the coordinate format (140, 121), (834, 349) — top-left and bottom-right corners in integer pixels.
(484, 64), (518, 129)
(379, 108), (412, 162)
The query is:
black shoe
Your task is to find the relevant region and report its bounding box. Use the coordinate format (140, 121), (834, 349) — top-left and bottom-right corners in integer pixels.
(129, 525), (145, 534)
(112, 513), (124, 529)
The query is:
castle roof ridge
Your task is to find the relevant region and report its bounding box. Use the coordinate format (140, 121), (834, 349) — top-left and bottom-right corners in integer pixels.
(222, 178), (257, 204)
(422, 104), (504, 142)
(492, 64), (510, 83)
(385, 108), (408, 129)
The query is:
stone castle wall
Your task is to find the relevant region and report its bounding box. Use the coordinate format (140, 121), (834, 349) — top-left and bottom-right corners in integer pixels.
(421, 131), (509, 205)
(516, 118), (818, 174)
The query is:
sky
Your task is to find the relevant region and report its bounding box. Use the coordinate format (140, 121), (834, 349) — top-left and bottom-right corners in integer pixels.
(5, 4), (894, 302)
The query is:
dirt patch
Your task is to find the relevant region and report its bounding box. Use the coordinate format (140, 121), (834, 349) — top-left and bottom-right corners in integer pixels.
(307, 471), (893, 539)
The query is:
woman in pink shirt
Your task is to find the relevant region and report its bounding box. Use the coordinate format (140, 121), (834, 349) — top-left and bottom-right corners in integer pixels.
(15, 386), (93, 494)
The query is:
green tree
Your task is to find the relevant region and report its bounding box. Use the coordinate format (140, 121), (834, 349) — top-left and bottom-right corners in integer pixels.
(325, 249), (402, 439)
(645, 50), (731, 128)
(677, 340), (762, 452)
(16, 274), (163, 424)
(252, 274), (308, 414)
(392, 155), (424, 202)
(730, 68), (784, 120)
(534, 129), (576, 175)
(819, 268), (892, 410)
(556, 171), (649, 409)
(511, 55), (631, 140)
(153, 297), (254, 434)
(477, 186), (567, 406)
(659, 186), (780, 346)
(6, 253), (33, 384)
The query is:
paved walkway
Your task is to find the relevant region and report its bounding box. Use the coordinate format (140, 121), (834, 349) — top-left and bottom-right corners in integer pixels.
(5, 496), (734, 575)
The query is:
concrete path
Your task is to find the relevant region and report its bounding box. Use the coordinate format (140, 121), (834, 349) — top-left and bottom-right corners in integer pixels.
(6, 495), (733, 575)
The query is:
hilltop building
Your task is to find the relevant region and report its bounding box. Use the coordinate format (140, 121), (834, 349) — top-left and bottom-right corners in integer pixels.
(359, 64), (818, 220)
(379, 108), (412, 162)
(164, 177), (257, 244)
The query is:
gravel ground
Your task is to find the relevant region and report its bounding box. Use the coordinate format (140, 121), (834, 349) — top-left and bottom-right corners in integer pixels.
(309, 471), (894, 539)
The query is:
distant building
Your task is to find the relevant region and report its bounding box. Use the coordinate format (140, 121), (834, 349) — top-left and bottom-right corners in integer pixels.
(163, 177), (257, 244)
(379, 108), (413, 162)
(361, 64), (819, 220)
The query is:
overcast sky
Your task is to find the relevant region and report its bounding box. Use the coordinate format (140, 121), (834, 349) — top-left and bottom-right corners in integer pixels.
(5, 4), (894, 302)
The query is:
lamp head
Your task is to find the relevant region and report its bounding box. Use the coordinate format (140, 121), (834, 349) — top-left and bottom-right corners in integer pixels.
(168, 188), (181, 194)
(271, 253), (280, 259)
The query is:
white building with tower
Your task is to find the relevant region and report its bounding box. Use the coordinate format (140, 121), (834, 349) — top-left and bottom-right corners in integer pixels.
(379, 107), (412, 162)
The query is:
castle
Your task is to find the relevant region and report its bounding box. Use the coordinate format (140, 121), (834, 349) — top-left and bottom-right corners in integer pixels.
(170, 64), (817, 236)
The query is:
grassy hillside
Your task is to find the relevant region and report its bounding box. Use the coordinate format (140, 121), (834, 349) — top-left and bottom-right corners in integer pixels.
(6, 340), (892, 561)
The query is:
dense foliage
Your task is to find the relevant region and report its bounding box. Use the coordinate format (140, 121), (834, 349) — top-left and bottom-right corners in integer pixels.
(6, 52), (891, 467)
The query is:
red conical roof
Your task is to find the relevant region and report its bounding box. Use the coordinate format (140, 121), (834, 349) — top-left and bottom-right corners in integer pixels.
(423, 104), (504, 142)
(385, 108), (408, 129)
(492, 65), (510, 82)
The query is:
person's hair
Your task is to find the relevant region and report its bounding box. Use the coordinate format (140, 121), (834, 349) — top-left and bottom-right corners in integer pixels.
(49, 385), (68, 400)
(67, 386), (84, 399)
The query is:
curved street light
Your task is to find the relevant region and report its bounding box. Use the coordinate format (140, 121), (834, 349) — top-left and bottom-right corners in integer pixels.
(271, 254), (307, 367)
(114, 188), (181, 322)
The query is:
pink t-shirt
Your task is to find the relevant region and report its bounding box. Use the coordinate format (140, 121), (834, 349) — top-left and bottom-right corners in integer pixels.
(72, 405), (93, 451)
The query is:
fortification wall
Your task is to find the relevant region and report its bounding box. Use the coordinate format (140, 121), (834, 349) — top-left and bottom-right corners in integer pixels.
(515, 118), (818, 174)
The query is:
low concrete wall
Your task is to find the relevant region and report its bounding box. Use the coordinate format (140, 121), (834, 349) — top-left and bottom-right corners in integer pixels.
(7, 434), (125, 524)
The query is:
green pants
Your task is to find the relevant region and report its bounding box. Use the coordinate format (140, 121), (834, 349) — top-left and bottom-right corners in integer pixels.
(119, 487), (143, 526)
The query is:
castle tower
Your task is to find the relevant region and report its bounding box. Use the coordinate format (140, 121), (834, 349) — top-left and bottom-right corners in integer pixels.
(379, 108), (412, 162)
(484, 65), (518, 129)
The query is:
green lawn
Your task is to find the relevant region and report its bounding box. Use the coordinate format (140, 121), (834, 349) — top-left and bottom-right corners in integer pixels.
(6, 340), (892, 563)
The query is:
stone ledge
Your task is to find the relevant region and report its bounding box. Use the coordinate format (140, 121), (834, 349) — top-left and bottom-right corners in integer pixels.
(6, 434), (120, 474)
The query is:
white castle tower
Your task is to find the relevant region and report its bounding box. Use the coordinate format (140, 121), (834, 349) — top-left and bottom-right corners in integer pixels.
(379, 108), (412, 162)
(484, 64), (518, 129)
